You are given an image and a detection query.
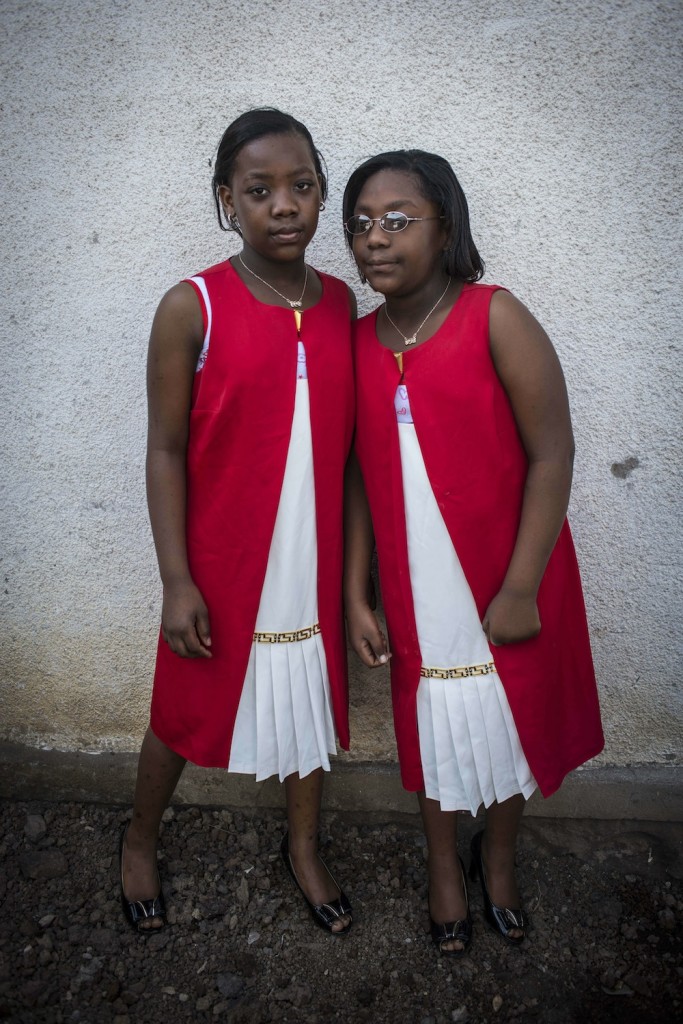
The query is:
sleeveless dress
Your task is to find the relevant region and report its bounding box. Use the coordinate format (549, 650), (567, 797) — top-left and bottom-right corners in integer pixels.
(150, 260), (354, 772)
(353, 283), (603, 803)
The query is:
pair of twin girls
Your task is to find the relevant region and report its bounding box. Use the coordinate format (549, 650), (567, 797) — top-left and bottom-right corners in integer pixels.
(120, 107), (603, 956)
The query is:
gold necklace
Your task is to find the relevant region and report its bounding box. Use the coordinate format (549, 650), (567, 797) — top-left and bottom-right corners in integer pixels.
(384, 279), (451, 346)
(238, 253), (309, 309)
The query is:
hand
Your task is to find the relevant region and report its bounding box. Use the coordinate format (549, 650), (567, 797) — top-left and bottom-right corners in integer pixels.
(482, 587), (541, 647)
(345, 602), (390, 668)
(161, 580), (212, 658)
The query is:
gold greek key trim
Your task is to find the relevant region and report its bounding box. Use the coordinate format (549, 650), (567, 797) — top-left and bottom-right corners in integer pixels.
(420, 661), (496, 680)
(253, 623), (321, 644)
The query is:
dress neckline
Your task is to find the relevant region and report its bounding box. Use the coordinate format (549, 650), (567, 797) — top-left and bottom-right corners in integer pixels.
(372, 281), (471, 356)
(226, 257), (325, 313)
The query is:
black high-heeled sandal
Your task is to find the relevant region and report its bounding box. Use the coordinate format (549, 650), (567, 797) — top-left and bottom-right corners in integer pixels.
(469, 829), (526, 945)
(429, 856), (472, 957)
(119, 826), (167, 934)
(280, 832), (353, 935)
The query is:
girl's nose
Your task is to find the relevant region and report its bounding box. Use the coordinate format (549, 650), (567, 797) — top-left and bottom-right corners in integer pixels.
(271, 189), (298, 216)
(365, 221), (389, 247)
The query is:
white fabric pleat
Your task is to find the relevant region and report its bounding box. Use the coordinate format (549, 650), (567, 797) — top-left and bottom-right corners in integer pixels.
(399, 422), (537, 814)
(228, 373), (337, 782)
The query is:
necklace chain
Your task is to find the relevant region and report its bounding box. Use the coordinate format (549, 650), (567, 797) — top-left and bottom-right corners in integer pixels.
(384, 279), (451, 346)
(238, 253), (308, 309)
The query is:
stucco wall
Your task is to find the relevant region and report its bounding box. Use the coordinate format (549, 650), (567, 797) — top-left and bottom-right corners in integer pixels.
(1, 0), (681, 773)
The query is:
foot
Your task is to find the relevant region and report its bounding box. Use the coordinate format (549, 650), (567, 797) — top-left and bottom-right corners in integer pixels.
(470, 831), (525, 944)
(120, 825), (164, 931)
(479, 834), (523, 941)
(427, 851), (470, 953)
(285, 836), (352, 934)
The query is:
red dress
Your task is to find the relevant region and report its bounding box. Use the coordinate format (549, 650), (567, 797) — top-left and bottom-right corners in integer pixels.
(150, 261), (354, 767)
(353, 283), (604, 798)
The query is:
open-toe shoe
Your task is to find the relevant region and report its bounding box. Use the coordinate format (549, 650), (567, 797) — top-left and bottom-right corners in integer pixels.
(429, 856), (472, 957)
(119, 826), (167, 934)
(469, 829), (526, 945)
(280, 832), (352, 935)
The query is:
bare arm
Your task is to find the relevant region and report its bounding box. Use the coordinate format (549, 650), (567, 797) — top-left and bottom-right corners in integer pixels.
(483, 290), (575, 645)
(146, 282), (212, 658)
(343, 449), (389, 667)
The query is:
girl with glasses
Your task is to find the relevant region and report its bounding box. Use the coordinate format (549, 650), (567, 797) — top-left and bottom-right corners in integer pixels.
(343, 150), (603, 955)
(120, 109), (355, 936)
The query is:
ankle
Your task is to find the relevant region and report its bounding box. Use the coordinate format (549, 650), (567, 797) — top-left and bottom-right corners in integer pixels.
(286, 829), (318, 859)
(124, 821), (159, 854)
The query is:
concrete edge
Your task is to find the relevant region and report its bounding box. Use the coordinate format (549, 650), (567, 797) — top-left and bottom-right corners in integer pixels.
(0, 742), (681, 820)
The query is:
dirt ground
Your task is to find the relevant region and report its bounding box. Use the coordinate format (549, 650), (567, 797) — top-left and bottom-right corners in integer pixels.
(0, 800), (681, 1024)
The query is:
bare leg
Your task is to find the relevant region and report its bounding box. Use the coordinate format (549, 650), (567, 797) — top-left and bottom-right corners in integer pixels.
(283, 768), (351, 933)
(418, 792), (468, 953)
(122, 726), (186, 929)
(481, 794), (526, 939)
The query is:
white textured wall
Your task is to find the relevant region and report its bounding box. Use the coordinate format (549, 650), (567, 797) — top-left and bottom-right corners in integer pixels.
(1, 0), (681, 767)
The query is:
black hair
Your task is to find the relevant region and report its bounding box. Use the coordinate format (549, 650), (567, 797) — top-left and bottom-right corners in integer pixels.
(342, 150), (484, 282)
(212, 107), (328, 231)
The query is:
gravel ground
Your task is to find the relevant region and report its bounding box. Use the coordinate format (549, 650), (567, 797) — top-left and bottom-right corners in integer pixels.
(0, 800), (681, 1024)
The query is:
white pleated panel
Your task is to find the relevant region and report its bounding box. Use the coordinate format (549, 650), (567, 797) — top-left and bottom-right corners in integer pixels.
(255, 378), (318, 632)
(228, 371), (337, 781)
(287, 635), (337, 778)
(300, 635), (337, 767)
(417, 675), (536, 814)
(398, 420), (537, 814)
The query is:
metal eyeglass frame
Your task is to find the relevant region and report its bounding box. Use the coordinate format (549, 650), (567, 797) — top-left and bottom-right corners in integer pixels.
(344, 211), (444, 235)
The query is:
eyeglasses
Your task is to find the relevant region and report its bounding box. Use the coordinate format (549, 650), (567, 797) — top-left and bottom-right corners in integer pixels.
(344, 211), (444, 235)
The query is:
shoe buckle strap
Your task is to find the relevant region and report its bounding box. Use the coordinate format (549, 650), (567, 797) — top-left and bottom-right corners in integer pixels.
(132, 897), (161, 920)
(503, 907), (525, 928)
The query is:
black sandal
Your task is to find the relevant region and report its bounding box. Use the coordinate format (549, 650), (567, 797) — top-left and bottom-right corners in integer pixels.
(119, 826), (167, 934)
(280, 832), (352, 935)
(429, 856), (472, 957)
(469, 829), (526, 945)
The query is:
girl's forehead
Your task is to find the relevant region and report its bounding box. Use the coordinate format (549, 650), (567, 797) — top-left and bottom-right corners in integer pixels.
(233, 132), (315, 177)
(355, 169), (425, 209)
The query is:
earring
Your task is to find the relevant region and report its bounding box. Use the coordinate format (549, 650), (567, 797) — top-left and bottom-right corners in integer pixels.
(229, 214), (241, 231)
(319, 202), (326, 212)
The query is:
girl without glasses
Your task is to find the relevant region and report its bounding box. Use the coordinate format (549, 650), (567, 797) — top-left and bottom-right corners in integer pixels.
(120, 109), (355, 936)
(343, 150), (603, 955)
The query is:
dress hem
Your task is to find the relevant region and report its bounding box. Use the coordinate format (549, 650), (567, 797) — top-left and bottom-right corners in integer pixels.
(424, 778), (538, 815)
(226, 751), (336, 784)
